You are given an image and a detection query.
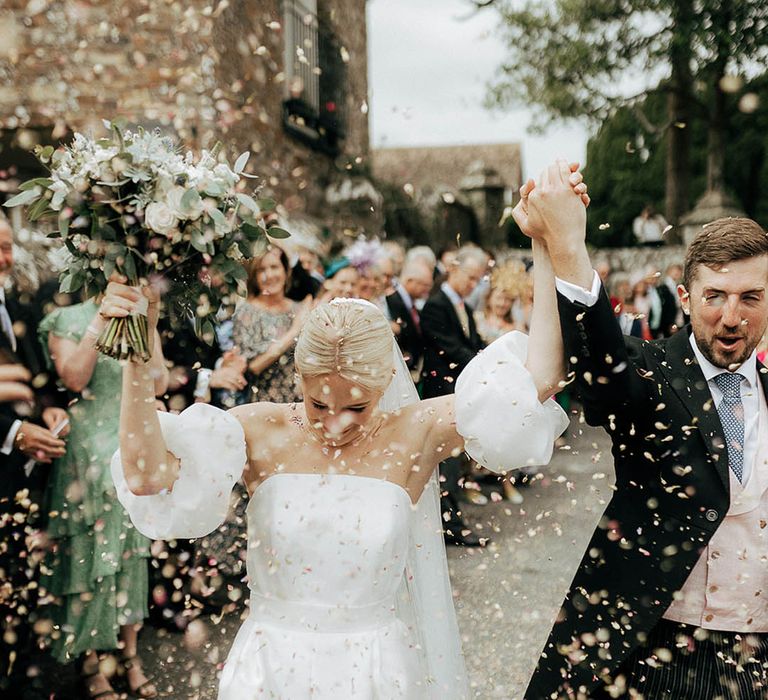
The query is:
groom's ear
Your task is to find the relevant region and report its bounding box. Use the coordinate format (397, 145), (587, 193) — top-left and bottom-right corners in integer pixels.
(677, 284), (690, 315)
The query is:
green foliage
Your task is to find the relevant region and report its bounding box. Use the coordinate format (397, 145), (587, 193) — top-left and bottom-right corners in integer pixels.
(583, 74), (768, 246)
(485, 0), (768, 126)
(3, 120), (280, 360)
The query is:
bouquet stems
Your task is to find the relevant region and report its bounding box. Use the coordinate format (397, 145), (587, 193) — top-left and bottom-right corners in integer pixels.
(96, 313), (151, 362)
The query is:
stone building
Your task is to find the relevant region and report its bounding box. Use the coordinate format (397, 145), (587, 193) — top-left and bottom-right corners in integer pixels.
(0, 0), (380, 244)
(373, 143), (522, 250)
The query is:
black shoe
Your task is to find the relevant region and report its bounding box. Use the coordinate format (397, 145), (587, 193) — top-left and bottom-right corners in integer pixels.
(445, 530), (486, 547)
(443, 517), (487, 547)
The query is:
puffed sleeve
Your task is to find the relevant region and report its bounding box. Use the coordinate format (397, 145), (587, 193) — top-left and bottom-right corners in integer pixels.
(110, 403), (247, 539)
(454, 331), (568, 473)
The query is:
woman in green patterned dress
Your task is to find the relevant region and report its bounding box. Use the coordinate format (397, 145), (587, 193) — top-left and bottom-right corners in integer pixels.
(39, 298), (168, 699)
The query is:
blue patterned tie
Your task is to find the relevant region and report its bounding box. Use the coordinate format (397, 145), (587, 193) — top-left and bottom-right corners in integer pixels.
(713, 372), (747, 482)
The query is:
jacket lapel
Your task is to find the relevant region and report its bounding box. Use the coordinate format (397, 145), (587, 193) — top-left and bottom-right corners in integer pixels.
(656, 328), (730, 492)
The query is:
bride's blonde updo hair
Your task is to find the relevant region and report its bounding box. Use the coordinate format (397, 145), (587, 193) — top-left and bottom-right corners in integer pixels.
(295, 301), (395, 393)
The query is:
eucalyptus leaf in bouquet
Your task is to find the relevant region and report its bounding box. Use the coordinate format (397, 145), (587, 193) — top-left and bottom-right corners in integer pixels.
(4, 121), (280, 362)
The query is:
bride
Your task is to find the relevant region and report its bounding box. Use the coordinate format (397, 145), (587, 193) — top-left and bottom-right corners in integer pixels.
(109, 162), (586, 699)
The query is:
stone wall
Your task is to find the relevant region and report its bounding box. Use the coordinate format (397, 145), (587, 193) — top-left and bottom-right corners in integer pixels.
(0, 0), (378, 240)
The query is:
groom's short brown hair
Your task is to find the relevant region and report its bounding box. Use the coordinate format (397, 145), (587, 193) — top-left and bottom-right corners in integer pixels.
(683, 217), (768, 290)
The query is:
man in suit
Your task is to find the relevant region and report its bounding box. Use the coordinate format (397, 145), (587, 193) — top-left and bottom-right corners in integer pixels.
(385, 258), (433, 379)
(159, 309), (246, 412)
(421, 246), (487, 546)
(0, 218), (70, 697)
(520, 162), (768, 699)
(656, 262), (686, 337)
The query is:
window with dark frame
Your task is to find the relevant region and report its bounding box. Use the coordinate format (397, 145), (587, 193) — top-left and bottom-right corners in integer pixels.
(282, 0), (347, 156)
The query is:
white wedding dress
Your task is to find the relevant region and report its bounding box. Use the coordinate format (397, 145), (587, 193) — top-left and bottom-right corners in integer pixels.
(112, 330), (568, 699)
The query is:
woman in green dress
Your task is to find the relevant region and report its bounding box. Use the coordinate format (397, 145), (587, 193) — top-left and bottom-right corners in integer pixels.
(39, 298), (168, 699)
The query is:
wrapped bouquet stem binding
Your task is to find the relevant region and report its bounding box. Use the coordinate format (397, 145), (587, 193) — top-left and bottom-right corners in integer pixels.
(6, 120), (289, 362)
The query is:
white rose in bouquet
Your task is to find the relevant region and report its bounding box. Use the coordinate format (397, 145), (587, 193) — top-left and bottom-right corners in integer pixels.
(5, 120), (280, 363)
(145, 201), (179, 237)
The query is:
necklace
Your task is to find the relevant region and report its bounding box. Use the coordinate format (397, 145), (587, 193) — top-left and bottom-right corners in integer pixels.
(296, 405), (384, 451)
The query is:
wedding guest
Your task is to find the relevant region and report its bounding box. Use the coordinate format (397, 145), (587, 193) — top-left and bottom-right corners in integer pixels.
(378, 255), (396, 297)
(628, 270), (659, 340)
(434, 244), (458, 284)
(235, 246), (310, 405)
(386, 259), (433, 379)
(474, 259), (535, 504)
(608, 272), (645, 337)
(657, 262), (685, 336)
(158, 310), (247, 412)
(39, 294), (168, 699)
(475, 260), (528, 344)
(404, 245), (438, 287)
(320, 258), (359, 301)
(632, 204), (668, 247)
(344, 238), (388, 311)
(421, 246), (487, 546)
(523, 162), (768, 699)
(292, 243), (325, 298)
(355, 265), (385, 304)
(382, 240), (406, 279)
(465, 247), (492, 312)
(0, 219), (70, 699)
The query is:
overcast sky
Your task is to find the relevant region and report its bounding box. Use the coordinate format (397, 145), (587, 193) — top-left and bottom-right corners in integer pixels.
(367, 0), (589, 180)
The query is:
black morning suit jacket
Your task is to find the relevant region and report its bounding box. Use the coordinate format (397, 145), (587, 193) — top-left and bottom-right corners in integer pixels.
(385, 290), (424, 372)
(0, 289), (62, 516)
(158, 312), (223, 410)
(525, 285), (768, 699)
(420, 288), (484, 399)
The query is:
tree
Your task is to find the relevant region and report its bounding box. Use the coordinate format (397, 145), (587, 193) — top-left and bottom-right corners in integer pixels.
(480, 0), (768, 231)
(582, 71), (768, 246)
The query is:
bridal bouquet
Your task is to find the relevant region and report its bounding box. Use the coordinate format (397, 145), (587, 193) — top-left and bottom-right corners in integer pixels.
(5, 121), (285, 361)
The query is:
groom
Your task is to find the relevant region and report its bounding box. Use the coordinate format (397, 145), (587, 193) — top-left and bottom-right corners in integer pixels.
(519, 164), (768, 699)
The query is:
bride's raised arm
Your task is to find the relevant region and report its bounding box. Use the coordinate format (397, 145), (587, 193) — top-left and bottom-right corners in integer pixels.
(106, 282), (247, 539)
(418, 163), (589, 479)
(417, 241), (568, 481)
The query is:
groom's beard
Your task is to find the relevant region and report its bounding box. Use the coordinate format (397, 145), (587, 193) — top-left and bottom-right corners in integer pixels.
(694, 328), (759, 369)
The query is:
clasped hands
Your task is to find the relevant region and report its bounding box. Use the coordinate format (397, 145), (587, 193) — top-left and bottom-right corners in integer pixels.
(16, 409), (69, 465)
(512, 159), (589, 246)
(0, 365), (69, 463)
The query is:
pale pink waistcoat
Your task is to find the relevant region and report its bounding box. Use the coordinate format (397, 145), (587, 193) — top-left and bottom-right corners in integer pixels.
(664, 386), (768, 632)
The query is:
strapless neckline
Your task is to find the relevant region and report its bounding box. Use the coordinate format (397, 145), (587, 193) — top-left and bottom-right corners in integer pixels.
(248, 471), (414, 507)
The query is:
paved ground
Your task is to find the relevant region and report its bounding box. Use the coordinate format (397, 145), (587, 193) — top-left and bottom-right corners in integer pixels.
(43, 419), (614, 699)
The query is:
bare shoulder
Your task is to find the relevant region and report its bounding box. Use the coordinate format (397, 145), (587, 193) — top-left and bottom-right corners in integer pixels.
(394, 396), (453, 424)
(228, 401), (293, 435)
(385, 396), (454, 443)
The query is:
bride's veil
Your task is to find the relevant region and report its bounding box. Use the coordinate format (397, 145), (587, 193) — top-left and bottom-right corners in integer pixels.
(331, 298), (470, 698)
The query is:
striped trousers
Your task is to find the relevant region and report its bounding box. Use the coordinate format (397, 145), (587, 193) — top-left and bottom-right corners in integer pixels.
(591, 618), (768, 699)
